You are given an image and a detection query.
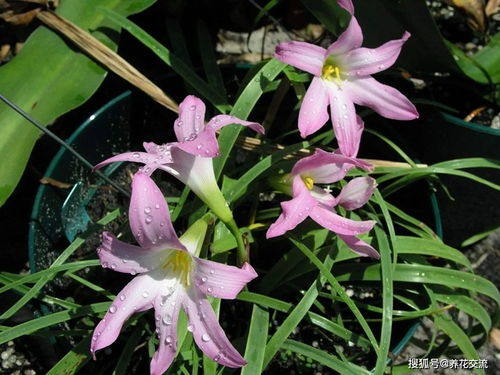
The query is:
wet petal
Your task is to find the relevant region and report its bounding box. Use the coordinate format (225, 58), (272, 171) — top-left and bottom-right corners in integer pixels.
(338, 234), (380, 258)
(90, 272), (161, 355)
(207, 114), (264, 134)
(326, 16), (363, 56)
(310, 204), (375, 235)
(129, 173), (186, 251)
(274, 41), (325, 76)
(150, 287), (183, 375)
(298, 77), (330, 138)
(292, 148), (373, 183)
(97, 232), (166, 274)
(337, 177), (376, 210)
(338, 0), (354, 14)
(310, 186), (337, 207)
(93, 152), (160, 176)
(174, 96), (206, 143)
(343, 32), (410, 77)
(183, 287), (247, 368)
(266, 176), (318, 238)
(193, 260), (257, 299)
(328, 85), (361, 158)
(345, 76), (419, 120)
(175, 129), (220, 158)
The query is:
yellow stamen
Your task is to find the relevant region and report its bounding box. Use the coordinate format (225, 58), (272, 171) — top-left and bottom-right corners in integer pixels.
(302, 176), (315, 190)
(321, 63), (342, 84)
(163, 250), (191, 286)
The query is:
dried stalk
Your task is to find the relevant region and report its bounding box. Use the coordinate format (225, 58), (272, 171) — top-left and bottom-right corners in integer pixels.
(36, 10), (179, 113)
(35, 10), (426, 170)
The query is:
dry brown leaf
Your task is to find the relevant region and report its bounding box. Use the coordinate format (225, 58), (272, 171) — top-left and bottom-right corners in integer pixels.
(445, 0), (488, 32)
(486, 0), (500, 15)
(0, 0), (57, 25)
(490, 327), (500, 350)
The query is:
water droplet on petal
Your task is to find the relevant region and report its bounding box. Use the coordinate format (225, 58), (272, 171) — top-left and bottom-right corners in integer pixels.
(160, 221), (165, 227)
(165, 336), (172, 343)
(190, 105), (196, 111)
(207, 287), (213, 293)
(196, 145), (202, 150)
(202, 333), (211, 342)
(144, 207), (152, 214)
(109, 305), (117, 313)
(145, 215), (153, 224)
(195, 115), (201, 120)
(177, 120), (183, 127)
(122, 259), (128, 263)
(162, 315), (172, 325)
(201, 277), (207, 283)
(187, 324), (194, 332)
(111, 263), (117, 269)
(133, 152), (140, 158)
(131, 270), (137, 275)
(210, 269), (215, 275)
(119, 294), (126, 301)
(142, 291), (149, 298)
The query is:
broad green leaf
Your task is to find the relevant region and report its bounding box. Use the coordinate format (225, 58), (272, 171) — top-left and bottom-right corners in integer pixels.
(46, 336), (91, 375)
(445, 33), (500, 84)
(395, 236), (471, 268)
(0, 0), (157, 206)
(241, 305), (269, 375)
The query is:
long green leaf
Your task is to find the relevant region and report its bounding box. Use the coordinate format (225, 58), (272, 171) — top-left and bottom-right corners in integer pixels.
(214, 58), (286, 179)
(99, 7), (230, 112)
(282, 339), (370, 375)
(241, 305), (269, 375)
(0, 0), (156, 206)
(0, 303), (110, 345)
(46, 336), (91, 375)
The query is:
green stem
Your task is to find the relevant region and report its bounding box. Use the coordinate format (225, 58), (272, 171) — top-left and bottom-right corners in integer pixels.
(225, 219), (247, 266)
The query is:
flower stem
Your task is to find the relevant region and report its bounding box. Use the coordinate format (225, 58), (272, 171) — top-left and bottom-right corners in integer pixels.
(225, 219), (248, 266)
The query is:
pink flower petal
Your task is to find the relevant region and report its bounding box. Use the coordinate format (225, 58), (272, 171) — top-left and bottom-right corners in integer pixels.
(338, 234), (380, 258)
(343, 32), (411, 77)
(182, 288), (247, 368)
(129, 173), (186, 251)
(274, 41), (326, 76)
(150, 288), (183, 375)
(93, 151), (161, 176)
(97, 232), (167, 274)
(346, 76), (419, 120)
(266, 177), (318, 238)
(310, 186), (337, 207)
(207, 114), (264, 134)
(174, 130), (220, 158)
(337, 177), (376, 210)
(174, 96), (206, 143)
(310, 204), (375, 235)
(193, 260), (257, 299)
(326, 16), (363, 56)
(328, 85), (361, 158)
(337, 0), (354, 14)
(298, 77), (330, 138)
(90, 272), (161, 355)
(292, 149), (372, 183)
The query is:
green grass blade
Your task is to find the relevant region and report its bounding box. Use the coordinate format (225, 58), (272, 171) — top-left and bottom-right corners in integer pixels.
(46, 336), (91, 375)
(433, 314), (484, 375)
(214, 58), (286, 179)
(281, 339), (370, 375)
(0, 303), (110, 345)
(113, 323), (145, 375)
(262, 251), (335, 368)
(99, 7), (230, 112)
(241, 305), (269, 375)
(197, 20), (226, 96)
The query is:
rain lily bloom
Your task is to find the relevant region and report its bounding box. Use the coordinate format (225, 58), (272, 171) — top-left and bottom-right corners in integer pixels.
(267, 149), (379, 258)
(94, 95), (264, 223)
(274, 6), (418, 157)
(91, 173), (257, 375)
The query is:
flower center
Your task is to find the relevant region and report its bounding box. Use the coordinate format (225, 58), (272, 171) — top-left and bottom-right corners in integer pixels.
(301, 176), (315, 190)
(321, 64), (341, 81)
(163, 250), (192, 286)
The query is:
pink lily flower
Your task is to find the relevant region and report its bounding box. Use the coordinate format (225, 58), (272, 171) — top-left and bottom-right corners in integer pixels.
(91, 173), (257, 374)
(274, 4), (418, 157)
(94, 95), (264, 222)
(266, 149), (379, 258)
